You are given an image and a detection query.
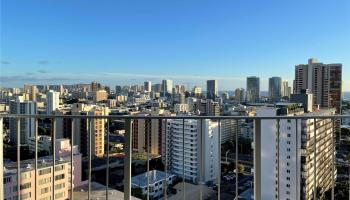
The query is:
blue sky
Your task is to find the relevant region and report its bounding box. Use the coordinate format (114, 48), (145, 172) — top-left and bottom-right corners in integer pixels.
(1, 0), (350, 91)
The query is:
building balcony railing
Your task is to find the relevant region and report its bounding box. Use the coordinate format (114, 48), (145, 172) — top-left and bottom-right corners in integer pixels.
(0, 114), (350, 200)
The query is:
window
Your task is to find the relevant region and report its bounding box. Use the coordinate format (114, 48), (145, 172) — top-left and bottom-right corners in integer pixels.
(3, 177), (11, 184)
(39, 168), (51, 176)
(55, 174), (65, 181)
(55, 165), (64, 172)
(21, 173), (31, 180)
(55, 183), (65, 190)
(41, 187), (50, 194)
(21, 192), (31, 200)
(55, 192), (65, 199)
(39, 177), (51, 185)
(20, 183), (31, 190)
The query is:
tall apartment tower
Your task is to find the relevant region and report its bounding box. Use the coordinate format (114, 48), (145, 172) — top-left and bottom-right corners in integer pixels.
(46, 90), (60, 114)
(293, 58), (342, 113)
(246, 76), (260, 103)
(71, 103), (106, 157)
(161, 80), (173, 96)
(256, 103), (336, 200)
(144, 81), (152, 92)
(9, 96), (37, 144)
(165, 119), (219, 184)
(235, 88), (245, 103)
(268, 77), (282, 102)
(281, 81), (291, 98)
(206, 80), (218, 100)
(24, 85), (37, 101)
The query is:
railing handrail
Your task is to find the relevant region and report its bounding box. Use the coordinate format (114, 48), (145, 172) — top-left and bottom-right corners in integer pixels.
(1, 114), (350, 120)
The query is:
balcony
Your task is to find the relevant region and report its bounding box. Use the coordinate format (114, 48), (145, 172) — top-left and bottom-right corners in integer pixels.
(0, 114), (349, 200)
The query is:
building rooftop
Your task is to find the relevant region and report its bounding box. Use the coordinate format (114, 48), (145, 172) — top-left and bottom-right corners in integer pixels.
(131, 170), (174, 187)
(74, 181), (141, 200)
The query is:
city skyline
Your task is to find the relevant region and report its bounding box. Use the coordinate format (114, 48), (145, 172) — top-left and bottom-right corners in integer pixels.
(1, 0), (350, 90)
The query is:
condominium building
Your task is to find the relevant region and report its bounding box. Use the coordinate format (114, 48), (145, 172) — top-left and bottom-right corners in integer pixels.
(235, 88), (245, 103)
(3, 139), (82, 200)
(190, 86), (201, 98)
(206, 80), (218, 100)
(9, 96), (37, 144)
(24, 85), (37, 102)
(71, 103), (106, 157)
(161, 80), (173, 96)
(91, 90), (108, 102)
(293, 58), (342, 113)
(144, 81), (152, 92)
(196, 99), (220, 116)
(281, 81), (291, 99)
(246, 76), (260, 103)
(46, 90), (60, 114)
(256, 103), (336, 200)
(268, 77), (282, 102)
(131, 111), (171, 155)
(165, 119), (219, 184)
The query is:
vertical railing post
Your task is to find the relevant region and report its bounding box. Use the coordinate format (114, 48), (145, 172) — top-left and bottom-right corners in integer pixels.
(124, 118), (132, 200)
(182, 119), (185, 200)
(254, 119), (261, 200)
(313, 118), (317, 200)
(199, 119), (203, 200)
(331, 118), (335, 200)
(295, 119), (299, 200)
(277, 119), (280, 199)
(146, 119), (150, 200)
(35, 119), (38, 200)
(218, 119), (221, 200)
(88, 118), (92, 200)
(17, 118), (21, 200)
(0, 117), (3, 200)
(164, 119), (168, 200)
(71, 118), (74, 200)
(106, 118), (110, 200)
(235, 119), (239, 199)
(52, 118), (56, 200)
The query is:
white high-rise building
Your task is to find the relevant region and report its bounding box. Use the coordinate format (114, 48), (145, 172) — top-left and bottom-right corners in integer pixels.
(9, 96), (37, 144)
(165, 119), (219, 183)
(144, 81), (152, 92)
(281, 81), (291, 98)
(46, 90), (60, 114)
(256, 103), (336, 200)
(161, 80), (173, 95)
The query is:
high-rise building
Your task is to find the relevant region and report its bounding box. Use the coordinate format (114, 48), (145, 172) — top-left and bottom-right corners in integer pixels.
(161, 80), (173, 96)
(165, 119), (219, 183)
(246, 76), (260, 103)
(195, 99), (220, 116)
(59, 84), (64, 95)
(174, 85), (186, 94)
(46, 90), (60, 114)
(9, 96), (37, 144)
(281, 81), (291, 98)
(144, 81), (152, 92)
(71, 103), (106, 157)
(153, 84), (162, 93)
(115, 85), (122, 95)
(90, 81), (101, 92)
(25, 85), (37, 101)
(91, 90), (108, 102)
(235, 88), (245, 103)
(268, 77), (282, 102)
(293, 58), (342, 113)
(206, 80), (218, 100)
(256, 103), (336, 200)
(192, 86), (202, 98)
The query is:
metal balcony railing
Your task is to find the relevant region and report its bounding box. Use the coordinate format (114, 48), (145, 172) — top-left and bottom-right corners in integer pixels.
(0, 114), (350, 200)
